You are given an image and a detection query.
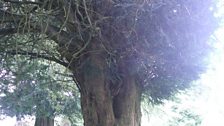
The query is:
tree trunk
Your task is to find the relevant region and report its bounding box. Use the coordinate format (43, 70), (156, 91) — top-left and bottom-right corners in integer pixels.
(74, 53), (142, 126)
(34, 117), (54, 126)
(113, 74), (142, 126)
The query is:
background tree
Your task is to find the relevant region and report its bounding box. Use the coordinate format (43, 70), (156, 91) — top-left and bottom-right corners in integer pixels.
(0, 0), (218, 126)
(167, 86), (204, 126)
(141, 83), (208, 126)
(0, 56), (82, 126)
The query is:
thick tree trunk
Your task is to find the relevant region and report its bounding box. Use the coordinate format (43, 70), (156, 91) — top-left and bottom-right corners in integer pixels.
(74, 53), (142, 126)
(78, 54), (115, 126)
(113, 74), (142, 126)
(54, 0), (143, 124)
(34, 117), (54, 126)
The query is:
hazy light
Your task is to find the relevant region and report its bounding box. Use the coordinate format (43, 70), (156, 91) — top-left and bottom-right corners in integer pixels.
(1, 1), (224, 126)
(199, 25), (224, 125)
(142, 1), (224, 126)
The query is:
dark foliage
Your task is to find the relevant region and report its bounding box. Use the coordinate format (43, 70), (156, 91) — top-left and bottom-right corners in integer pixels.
(0, 0), (218, 119)
(0, 56), (81, 121)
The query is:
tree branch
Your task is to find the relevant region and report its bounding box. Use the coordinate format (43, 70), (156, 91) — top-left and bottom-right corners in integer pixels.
(5, 50), (69, 67)
(3, 0), (41, 5)
(0, 28), (17, 36)
(0, 3), (72, 46)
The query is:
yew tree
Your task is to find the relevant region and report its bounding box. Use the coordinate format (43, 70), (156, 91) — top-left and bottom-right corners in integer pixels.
(0, 0), (217, 126)
(0, 57), (82, 126)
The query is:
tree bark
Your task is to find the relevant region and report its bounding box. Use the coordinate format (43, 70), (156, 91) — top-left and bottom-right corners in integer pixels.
(34, 117), (54, 126)
(78, 53), (115, 126)
(74, 53), (142, 126)
(113, 73), (142, 126)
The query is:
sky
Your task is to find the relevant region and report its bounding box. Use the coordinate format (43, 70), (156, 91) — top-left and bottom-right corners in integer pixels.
(200, 27), (224, 126)
(141, 25), (224, 126)
(0, 117), (16, 126)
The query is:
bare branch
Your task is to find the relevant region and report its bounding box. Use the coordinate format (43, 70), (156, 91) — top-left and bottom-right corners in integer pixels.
(5, 50), (69, 67)
(0, 28), (17, 36)
(3, 0), (41, 5)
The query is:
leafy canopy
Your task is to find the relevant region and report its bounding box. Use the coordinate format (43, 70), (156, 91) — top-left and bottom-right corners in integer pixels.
(0, 0), (218, 109)
(0, 56), (81, 123)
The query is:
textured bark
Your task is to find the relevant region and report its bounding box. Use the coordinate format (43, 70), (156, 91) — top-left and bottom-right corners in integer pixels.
(113, 74), (142, 126)
(74, 53), (142, 126)
(34, 117), (54, 126)
(78, 54), (115, 126)
(60, 0), (143, 124)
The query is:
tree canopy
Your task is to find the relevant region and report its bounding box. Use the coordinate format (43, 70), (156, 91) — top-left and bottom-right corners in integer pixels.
(0, 0), (218, 126)
(0, 56), (82, 124)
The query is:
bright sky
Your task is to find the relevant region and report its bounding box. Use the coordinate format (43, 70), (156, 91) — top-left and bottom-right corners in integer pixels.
(141, 25), (224, 126)
(0, 117), (16, 126)
(199, 27), (224, 126)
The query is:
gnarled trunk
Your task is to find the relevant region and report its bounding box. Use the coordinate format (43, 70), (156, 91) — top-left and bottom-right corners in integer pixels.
(73, 53), (142, 126)
(34, 117), (54, 126)
(113, 74), (142, 126)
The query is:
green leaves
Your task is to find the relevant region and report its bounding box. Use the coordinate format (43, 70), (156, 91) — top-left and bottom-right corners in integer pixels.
(0, 1), (220, 123)
(0, 57), (81, 120)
